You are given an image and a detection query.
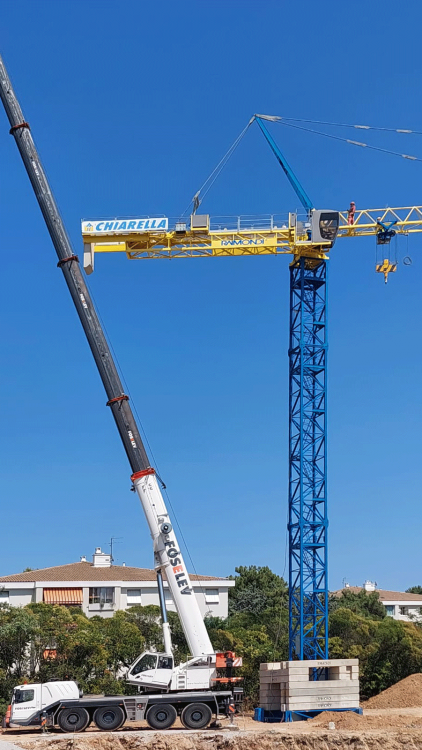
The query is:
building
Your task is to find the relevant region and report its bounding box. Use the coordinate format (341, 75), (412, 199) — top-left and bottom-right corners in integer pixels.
(0, 547), (234, 619)
(335, 581), (422, 623)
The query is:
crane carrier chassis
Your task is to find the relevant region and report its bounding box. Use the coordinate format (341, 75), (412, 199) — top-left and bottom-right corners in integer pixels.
(9, 687), (242, 732)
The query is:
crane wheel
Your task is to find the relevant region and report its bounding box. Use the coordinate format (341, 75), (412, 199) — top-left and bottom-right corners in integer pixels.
(146, 703), (177, 730)
(93, 705), (125, 731)
(57, 707), (90, 733)
(181, 703), (212, 729)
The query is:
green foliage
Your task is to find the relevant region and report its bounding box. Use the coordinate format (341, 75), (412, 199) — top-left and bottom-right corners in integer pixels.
(329, 588), (386, 620)
(123, 605), (162, 650)
(229, 566), (288, 618)
(362, 618), (422, 697)
(406, 585), (422, 595)
(328, 599), (422, 699)
(223, 566), (289, 703)
(1, 568), (421, 714)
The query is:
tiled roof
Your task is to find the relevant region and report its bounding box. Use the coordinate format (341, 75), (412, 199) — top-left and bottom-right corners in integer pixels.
(0, 562), (226, 584)
(333, 586), (422, 602)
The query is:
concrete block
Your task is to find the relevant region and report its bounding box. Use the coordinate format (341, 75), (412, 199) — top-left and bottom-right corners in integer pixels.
(260, 701), (282, 711)
(286, 685), (359, 697)
(261, 659), (358, 670)
(283, 699), (360, 711)
(259, 692), (281, 699)
(283, 694), (359, 710)
(259, 674), (285, 684)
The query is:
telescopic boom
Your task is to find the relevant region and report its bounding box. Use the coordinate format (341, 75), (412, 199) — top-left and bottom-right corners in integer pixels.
(0, 54), (213, 659)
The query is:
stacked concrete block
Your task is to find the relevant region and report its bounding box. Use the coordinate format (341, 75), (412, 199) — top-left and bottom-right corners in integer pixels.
(259, 659), (359, 712)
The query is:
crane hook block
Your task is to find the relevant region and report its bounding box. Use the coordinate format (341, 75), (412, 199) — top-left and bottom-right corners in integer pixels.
(376, 259), (397, 283)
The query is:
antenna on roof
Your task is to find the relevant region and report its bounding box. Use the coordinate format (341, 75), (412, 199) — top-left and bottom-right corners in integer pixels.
(109, 537), (123, 565)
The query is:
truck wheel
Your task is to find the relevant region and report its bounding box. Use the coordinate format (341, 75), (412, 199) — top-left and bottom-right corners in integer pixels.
(93, 705), (125, 730)
(181, 703), (212, 729)
(146, 703), (177, 730)
(57, 707), (90, 733)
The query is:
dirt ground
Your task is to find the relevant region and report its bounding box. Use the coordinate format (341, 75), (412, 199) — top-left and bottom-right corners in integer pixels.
(4, 709), (422, 750)
(4, 675), (422, 750)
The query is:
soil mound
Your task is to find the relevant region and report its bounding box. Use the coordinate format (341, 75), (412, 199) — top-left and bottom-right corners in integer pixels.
(365, 673), (422, 709)
(309, 711), (364, 729)
(309, 710), (422, 730)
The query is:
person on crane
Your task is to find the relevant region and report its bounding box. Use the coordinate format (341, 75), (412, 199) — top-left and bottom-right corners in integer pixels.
(347, 201), (356, 225)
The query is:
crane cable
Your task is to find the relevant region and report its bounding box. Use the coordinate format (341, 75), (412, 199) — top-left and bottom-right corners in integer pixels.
(260, 115), (422, 162)
(181, 118), (254, 216)
(184, 114), (422, 217)
(268, 116), (422, 136)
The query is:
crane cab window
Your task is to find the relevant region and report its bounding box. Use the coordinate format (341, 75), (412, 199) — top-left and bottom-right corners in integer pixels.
(130, 654), (157, 675)
(13, 689), (34, 704)
(158, 656), (173, 670)
(318, 212), (339, 241)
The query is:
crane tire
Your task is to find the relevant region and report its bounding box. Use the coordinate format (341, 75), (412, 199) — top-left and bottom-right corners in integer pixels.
(181, 702), (212, 729)
(57, 707), (90, 733)
(146, 703), (177, 730)
(93, 705), (125, 730)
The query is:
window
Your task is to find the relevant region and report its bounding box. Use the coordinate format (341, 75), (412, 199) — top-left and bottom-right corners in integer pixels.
(130, 654), (157, 675)
(0, 591), (9, 605)
(158, 656), (173, 670)
(205, 588), (219, 604)
(399, 606), (409, 616)
(127, 589), (142, 605)
(385, 605), (395, 617)
(13, 689), (34, 704)
(165, 590), (173, 605)
(89, 587), (114, 605)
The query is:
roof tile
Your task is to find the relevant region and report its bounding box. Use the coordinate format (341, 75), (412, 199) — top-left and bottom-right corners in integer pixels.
(333, 586), (422, 602)
(0, 562), (226, 584)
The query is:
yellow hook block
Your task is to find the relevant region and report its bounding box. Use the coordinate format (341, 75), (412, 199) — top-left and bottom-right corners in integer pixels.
(376, 259), (397, 283)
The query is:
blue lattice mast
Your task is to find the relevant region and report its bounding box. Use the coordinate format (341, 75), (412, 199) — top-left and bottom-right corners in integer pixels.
(253, 117), (333, 661)
(288, 257), (328, 660)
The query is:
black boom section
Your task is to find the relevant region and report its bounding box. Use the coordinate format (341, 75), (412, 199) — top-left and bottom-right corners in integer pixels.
(0, 56), (149, 474)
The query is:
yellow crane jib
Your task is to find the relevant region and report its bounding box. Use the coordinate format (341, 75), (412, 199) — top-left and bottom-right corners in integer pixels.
(81, 206), (422, 277)
(81, 210), (339, 273)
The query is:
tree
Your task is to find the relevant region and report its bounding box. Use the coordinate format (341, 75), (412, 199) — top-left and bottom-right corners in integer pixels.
(363, 618), (422, 697)
(329, 588), (386, 620)
(229, 566), (288, 619)
(406, 585), (422, 595)
(123, 605), (163, 651)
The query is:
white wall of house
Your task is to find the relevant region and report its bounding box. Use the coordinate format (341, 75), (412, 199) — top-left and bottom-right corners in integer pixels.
(120, 584), (229, 619)
(7, 588), (34, 607)
(383, 601), (422, 622)
(0, 580), (232, 620)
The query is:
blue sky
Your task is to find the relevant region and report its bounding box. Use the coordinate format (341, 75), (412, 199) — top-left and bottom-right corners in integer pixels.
(1, 0), (422, 591)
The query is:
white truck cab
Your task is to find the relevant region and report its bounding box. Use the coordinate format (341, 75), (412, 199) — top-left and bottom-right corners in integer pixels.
(10, 682), (79, 725)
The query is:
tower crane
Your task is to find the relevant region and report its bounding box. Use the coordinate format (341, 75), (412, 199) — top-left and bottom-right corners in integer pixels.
(80, 117), (422, 663)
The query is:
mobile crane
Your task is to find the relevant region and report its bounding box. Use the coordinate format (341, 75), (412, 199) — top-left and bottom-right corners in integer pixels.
(0, 56), (242, 733)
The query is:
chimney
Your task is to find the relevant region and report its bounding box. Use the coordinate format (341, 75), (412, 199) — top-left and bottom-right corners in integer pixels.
(80, 555), (87, 563)
(363, 580), (376, 592)
(122, 562), (126, 567)
(92, 547), (111, 568)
